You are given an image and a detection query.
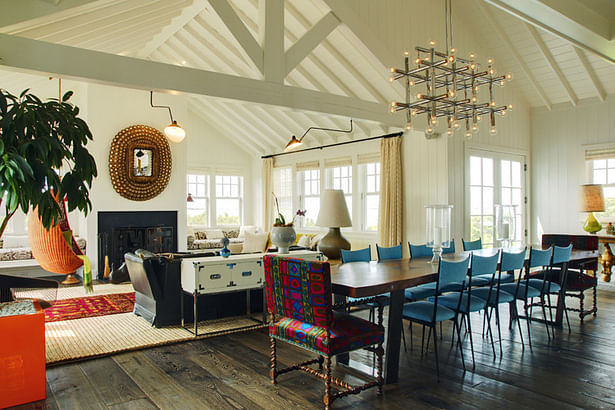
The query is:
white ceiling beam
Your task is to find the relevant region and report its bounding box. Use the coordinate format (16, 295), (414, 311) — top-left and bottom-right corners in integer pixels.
(477, 1), (552, 110)
(573, 47), (606, 103)
(484, 0), (615, 65)
(261, 0), (284, 83)
(525, 24), (578, 107)
(0, 33), (400, 125)
(285, 12), (339, 76)
(209, 0), (263, 74)
(0, 0), (105, 29)
(137, 0), (207, 59)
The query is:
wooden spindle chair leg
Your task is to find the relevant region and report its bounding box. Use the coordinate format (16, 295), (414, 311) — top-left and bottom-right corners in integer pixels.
(270, 336), (277, 384)
(323, 355), (332, 410)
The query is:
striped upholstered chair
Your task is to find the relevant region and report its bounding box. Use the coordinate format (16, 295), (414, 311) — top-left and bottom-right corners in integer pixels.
(264, 255), (385, 409)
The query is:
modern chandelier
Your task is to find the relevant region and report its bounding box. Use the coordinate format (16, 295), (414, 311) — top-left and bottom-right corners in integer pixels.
(390, 0), (513, 138)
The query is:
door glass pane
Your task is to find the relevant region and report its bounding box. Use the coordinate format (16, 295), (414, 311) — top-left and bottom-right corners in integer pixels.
(483, 158), (493, 186)
(511, 161), (521, 187)
(501, 160), (510, 186)
(470, 156), (481, 185)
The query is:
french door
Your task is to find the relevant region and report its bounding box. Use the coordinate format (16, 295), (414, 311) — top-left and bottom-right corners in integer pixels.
(465, 148), (527, 248)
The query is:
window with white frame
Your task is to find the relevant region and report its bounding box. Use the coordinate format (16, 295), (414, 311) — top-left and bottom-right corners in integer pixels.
(297, 167), (320, 227)
(215, 175), (243, 226)
(186, 174), (209, 225)
(362, 162), (380, 231)
(589, 158), (615, 221)
(273, 167), (293, 224)
(326, 163), (352, 218)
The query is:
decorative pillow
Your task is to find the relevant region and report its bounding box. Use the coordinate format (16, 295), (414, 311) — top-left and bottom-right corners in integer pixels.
(242, 231), (269, 253)
(223, 229), (239, 239)
(205, 229), (225, 239)
(194, 231), (207, 240)
(239, 225), (258, 238)
(297, 234), (312, 248)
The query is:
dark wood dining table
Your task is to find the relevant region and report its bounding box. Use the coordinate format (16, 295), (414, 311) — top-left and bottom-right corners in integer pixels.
(329, 247), (599, 384)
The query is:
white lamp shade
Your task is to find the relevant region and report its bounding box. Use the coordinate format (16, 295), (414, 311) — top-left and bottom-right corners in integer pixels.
(165, 121), (186, 143)
(316, 189), (352, 228)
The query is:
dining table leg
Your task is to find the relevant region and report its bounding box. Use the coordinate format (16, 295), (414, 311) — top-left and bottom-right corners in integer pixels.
(385, 289), (404, 384)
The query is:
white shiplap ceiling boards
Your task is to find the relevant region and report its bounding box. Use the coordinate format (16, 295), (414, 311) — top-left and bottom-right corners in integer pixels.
(0, 0), (614, 155)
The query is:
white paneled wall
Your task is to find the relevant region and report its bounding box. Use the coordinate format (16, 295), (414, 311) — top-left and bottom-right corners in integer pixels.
(531, 97), (615, 242)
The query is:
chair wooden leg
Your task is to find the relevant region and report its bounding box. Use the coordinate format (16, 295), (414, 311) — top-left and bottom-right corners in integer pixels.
(579, 293), (585, 323)
(323, 355), (332, 410)
(376, 344), (384, 395)
(593, 283), (597, 317)
(270, 336), (277, 384)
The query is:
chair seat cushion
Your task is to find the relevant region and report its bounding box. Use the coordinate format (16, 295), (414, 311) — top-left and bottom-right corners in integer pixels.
(405, 284), (437, 301)
(527, 278), (561, 293)
(402, 301), (455, 323)
(270, 314), (384, 355)
(431, 293), (487, 313)
(499, 282), (541, 299)
(470, 287), (515, 305)
(499, 273), (515, 284)
(469, 274), (493, 287)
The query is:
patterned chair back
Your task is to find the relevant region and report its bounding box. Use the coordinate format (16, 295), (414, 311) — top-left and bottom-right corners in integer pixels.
(263, 255), (332, 328)
(542, 234), (598, 270)
(376, 244), (402, 261)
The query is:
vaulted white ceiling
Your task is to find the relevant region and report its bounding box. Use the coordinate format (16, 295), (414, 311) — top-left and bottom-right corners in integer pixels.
(1, 0), (614, 155)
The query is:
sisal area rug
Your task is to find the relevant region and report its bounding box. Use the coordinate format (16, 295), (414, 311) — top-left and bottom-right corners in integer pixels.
(45, 293), (135, 322)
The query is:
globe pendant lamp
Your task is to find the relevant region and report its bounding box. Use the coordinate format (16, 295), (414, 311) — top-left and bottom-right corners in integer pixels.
(150, 91), (186, 143)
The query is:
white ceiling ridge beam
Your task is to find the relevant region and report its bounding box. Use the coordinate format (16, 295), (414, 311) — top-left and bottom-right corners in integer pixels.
(572, 47), (606, 103)
(261, 0), (284, 82)
(321, 0), (403, 99)
(0, 0), (115, 31)
(477, 1), (552, 110)
(0, 33), (400, 125)
(525, 24), (577, 107)
(137, 0), (208, 59)
(484, 0), (615, 65)
(284, 12), (340, 76)
(209, 0), (263, 74)
(188, 103), (259, 156)
(194, 97), (268, 154)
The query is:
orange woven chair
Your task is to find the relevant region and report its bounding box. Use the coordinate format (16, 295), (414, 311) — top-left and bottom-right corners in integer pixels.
(28, 198), (84, 285)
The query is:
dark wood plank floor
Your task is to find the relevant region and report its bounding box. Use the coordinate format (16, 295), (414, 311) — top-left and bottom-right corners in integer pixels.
(12, 289), (615, 409)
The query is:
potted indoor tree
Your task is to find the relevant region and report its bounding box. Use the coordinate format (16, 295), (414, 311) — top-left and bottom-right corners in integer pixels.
(271, 193), (305, 254)
(0, 88), (97, 238)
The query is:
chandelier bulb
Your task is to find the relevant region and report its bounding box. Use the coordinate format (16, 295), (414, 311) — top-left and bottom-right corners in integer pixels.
(501, 110), (507, 116)
(389, 77), (394, 83)
(409, 80), (415, 86)
(429, 40), (436, 46)
(489, 68), (495, 75)
(390, 106), (395, 113)
(406, 121), (412, 130)
(508, 104), (513, 110)
(477, 115), (482, 121)
(471, 96), (477, 103)
(453, 120), (460, 129)
(431, 117), (438, 125)
(390, 67), (395, 73)
(416, 93), (423, 99)
(449, 89), (455, 98)
(490, 126), (497, 136)
(500, 80), (505, 86)
(448, 55), (455, 63)
(426, 126), (434, 135)
(450, 47), (456, 53)
(465, 130), (472, 139)
(411, 109), (418, 116)
(488, 57), (493, 64)
(491, 101), (496, 106)
(470, 63), (476, 70)
(424, 56), (430, 62)
(475, 86), (479, 92)
(469, 52), (476, 59)
(415, 58), (421, 64)
(472, 124), (479, 133)
(404, 50), (409, 56)
(447, 128), (453, 136)
(506, 73), (513, 80)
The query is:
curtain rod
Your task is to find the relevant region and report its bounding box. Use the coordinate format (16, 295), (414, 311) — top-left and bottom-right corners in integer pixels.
(261, 131), (403, 159)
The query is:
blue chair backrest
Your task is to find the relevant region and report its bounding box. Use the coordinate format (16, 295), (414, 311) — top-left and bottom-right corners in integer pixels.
(377, 244), (402, 261)
(552, 244), (572, 264)
(341, 246), (371, 263)
(500, 248), (526, 272)
(409, 242), (431, 258)
(437, 256), (470, 292)
(442, 240), (456, 254)
(470, 251), (500, 277)
(529, 247), (553, 268)
(463, 238), (482, 251)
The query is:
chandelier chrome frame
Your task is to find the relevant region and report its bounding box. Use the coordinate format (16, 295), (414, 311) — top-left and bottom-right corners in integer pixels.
(390, 0), (512, 138)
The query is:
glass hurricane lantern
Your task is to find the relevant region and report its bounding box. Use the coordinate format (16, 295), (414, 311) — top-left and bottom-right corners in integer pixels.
(426, 205), (453, 264)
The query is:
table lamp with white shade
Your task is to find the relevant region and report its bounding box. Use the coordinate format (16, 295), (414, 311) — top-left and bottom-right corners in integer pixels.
(316, 189), (352, 260)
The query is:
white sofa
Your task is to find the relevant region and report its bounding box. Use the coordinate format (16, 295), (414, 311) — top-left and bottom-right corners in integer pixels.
(187, 225), (262, 253)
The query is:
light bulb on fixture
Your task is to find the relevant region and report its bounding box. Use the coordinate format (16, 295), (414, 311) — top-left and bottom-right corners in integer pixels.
(426, 126), (434, 135)
(453, 120), (460, 129)
(490, 126), (497, 136)
(150, 91), (185, 143)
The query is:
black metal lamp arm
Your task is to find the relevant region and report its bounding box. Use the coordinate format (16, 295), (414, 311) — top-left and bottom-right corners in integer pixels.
(298, 119), (353, 143)
(150, 91), (175, 123)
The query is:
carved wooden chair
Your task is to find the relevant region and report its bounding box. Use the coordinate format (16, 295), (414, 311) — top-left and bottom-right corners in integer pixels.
(264, 255), (385, 409)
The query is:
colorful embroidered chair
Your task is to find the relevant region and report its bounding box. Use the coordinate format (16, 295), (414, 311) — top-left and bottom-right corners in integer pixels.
(28, 197), (84, 285)
(264, 255), (384, 409)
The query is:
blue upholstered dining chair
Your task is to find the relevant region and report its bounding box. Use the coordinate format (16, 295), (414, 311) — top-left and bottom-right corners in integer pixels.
(264, 255), (384, 408)
(341, 246), (371, 263)
(376, 244), (402, 261)
(499, 247), (553, 348)
(432, 253), (495, 365)
(442, 240), (456, 254)
(402, 256), (469, 380)
(462, 238), (482, 251)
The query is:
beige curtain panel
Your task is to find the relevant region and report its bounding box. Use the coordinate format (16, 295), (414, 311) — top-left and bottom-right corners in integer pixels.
(378, 136), (403, 247)
(262, 158), (274, 229)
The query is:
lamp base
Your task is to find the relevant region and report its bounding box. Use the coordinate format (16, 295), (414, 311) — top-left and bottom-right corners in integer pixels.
(318, 227), (351, 260)
(583, 212), (602, 234)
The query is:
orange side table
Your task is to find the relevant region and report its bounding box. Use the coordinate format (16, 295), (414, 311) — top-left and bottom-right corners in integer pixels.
(0, 300), (46, 408)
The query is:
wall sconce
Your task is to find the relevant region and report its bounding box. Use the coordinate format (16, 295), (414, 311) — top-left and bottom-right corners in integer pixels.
(284, 119), (353, 152)
(150, 91), (186, 143)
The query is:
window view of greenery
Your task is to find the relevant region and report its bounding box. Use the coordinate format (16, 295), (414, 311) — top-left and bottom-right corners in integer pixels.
(216, 175), (242, 226)
(593, 159), (615, 223)
(301, 169), (320, 227)
(365, 163), (380, 231)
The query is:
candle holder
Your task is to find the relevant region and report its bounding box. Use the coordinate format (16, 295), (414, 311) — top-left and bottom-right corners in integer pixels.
(426, 205), (453, 264)
(495, 204), (516, 248)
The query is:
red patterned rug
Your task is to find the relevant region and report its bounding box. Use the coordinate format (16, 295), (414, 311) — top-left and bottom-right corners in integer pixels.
(45, 293), (136, 322)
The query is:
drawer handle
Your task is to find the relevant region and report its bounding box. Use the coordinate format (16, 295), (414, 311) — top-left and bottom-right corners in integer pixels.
(227, 281), (237, 287)
(242, 271), (252, 277)
(226, 263), (236, 269)
(210, 274), (222, 280)
(256, 261), (262, 267)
